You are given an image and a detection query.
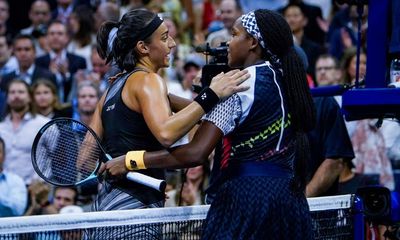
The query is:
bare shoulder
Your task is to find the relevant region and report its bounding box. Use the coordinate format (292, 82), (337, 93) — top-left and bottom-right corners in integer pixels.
(127, 71), (162, 83)
(126, 71), (166, 92)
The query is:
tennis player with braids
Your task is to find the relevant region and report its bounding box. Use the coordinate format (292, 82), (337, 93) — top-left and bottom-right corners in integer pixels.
(101, 9), (315, 238)
(91, 9), (249, 211)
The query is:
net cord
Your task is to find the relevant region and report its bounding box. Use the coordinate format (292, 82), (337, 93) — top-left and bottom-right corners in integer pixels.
(0, 195), (353, 234)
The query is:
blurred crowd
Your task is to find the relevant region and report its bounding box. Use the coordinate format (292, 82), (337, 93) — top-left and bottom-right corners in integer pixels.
(0, 0), (399, 218)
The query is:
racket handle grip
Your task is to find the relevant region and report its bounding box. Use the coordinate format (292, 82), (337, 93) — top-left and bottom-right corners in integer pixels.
(126, 172), (166, 192)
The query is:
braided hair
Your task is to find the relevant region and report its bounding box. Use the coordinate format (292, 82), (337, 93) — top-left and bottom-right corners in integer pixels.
(254, 9), (316, 190)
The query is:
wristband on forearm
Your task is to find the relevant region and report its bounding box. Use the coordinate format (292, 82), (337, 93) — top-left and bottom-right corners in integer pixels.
(125, 151), (146, 170)
(194, 87), (220, 113)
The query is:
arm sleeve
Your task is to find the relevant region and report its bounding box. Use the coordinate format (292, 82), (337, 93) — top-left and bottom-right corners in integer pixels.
(202, 94), (242, 136)
(323, 98), (355, 160)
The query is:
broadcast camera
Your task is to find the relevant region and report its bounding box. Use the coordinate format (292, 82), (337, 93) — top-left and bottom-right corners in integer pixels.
(196, 42), (232, 88)
(356, 186), (400, 239)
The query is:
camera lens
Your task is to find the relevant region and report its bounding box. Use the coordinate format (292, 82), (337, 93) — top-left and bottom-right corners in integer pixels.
(364, 193), (388, 216)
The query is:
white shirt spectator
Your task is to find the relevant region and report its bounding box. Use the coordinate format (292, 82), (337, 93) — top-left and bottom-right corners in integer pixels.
(0, 170), (28, 217)
(0, 113), (50, 184)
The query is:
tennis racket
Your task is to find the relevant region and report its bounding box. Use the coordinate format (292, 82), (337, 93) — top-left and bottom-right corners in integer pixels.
(31, 117), (166, 192)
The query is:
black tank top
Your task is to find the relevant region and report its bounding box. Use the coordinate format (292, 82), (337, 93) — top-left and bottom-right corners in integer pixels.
(101, 69), (164, 204)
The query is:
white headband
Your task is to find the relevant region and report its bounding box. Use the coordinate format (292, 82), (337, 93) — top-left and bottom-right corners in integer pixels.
(107, 27), (118, 54)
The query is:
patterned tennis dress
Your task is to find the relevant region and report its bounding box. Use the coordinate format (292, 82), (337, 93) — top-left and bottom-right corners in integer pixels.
(202, 61), (314, 239)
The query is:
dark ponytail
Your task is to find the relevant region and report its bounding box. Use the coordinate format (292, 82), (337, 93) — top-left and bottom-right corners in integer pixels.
(255, 9), (316, 190)
(96, 9), (158, 72)
(97, 21), (119, 63)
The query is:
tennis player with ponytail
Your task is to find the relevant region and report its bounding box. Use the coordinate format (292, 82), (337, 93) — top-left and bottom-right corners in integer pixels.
(102, 9), (316, 239)
(90, 9), (249, 212)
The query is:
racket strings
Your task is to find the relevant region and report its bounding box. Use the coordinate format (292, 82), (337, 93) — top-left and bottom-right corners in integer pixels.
(34, 120), (102, 185)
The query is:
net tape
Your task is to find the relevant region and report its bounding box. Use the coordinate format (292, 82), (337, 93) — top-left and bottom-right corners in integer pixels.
(0, 194), (354, 239)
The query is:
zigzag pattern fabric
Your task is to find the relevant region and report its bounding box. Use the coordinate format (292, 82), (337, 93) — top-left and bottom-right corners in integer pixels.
(232, 115), (291, 152)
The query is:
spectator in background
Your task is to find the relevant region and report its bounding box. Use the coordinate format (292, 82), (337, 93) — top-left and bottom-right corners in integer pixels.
(68, 45), (115, 102)
(0, 35), (58, 92)
(0, 136), (28, 217)
(88, 46), (114, 94)
(20, 0), (52, 36)
(314, 54), (343, 104)
(327, 3), (350, 38)
(67, 5), (96, 68)
(51, 186), (78, 213)
(52, 0), (76, 25)
(32, 79), (72, 119)
(206, 0), (242, 48)
(20, 0), (52, 57)
(165, 164), (209, 207)
(25, 184), (78, 215)
(328, 5), (368, 60)
(181, 55), (204, 97)
(36, 20), (87, 103)
(24, 180), (56, 215)
(306, 96), (354, 197)
(340, 47), (366, 86)
(0, 34), (17, 77)
(282, 3), (325, 78)
(168, 54), (204, 101)
(0, 0), (8, 34)
(94, 2), (120, 33)
(280, 0), (325, 45)
(0, 0), (15, 40)
(0, 79), (50, 185)
(73, 81), (100, 126)
(0, 34), (18, 119)
(120, 0), (147, 17)
(315, 54), (342, 86)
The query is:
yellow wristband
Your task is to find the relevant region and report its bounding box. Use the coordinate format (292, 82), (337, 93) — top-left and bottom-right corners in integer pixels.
(125, 151), (146, 170)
